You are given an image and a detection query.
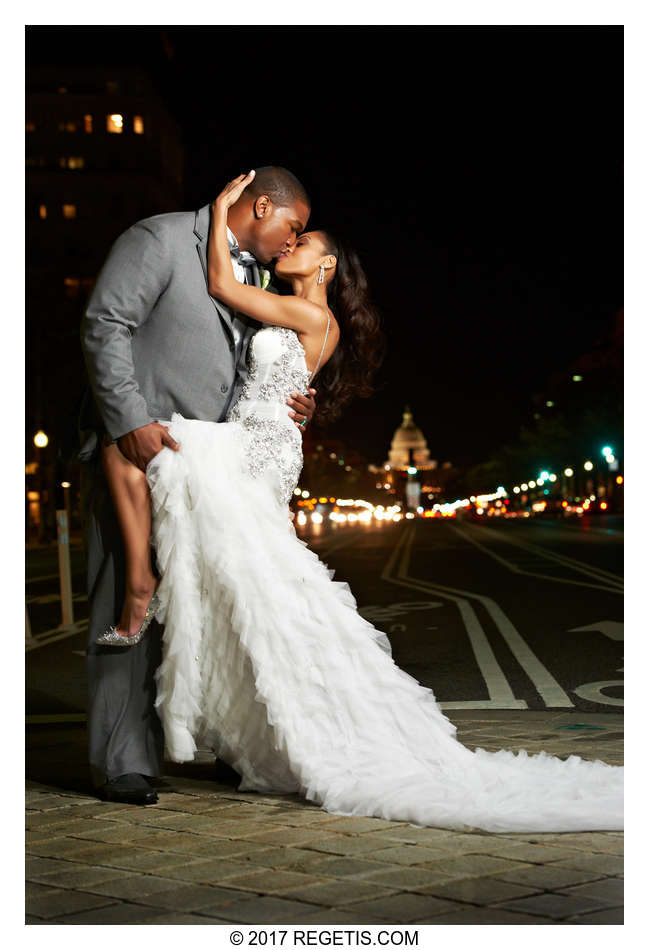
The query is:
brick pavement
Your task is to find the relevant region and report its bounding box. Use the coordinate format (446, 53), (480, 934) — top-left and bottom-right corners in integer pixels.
(26, 710), (623, 925)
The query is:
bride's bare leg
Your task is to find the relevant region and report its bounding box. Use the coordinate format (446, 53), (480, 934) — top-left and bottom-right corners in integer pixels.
(101, 437), (157, 638)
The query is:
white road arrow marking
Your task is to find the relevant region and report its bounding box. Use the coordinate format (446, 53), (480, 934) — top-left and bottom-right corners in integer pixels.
(567, 621), (624, 641)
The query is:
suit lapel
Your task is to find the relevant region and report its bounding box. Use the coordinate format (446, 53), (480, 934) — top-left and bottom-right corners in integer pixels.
(194, 204), (262, 351)
(194, 205), (235, 344)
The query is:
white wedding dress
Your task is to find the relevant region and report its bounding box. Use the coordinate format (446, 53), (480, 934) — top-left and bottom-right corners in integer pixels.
(146, 323), (623, 833)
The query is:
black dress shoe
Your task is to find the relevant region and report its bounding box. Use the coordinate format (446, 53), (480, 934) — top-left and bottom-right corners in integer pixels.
(99, 773), (159, 805)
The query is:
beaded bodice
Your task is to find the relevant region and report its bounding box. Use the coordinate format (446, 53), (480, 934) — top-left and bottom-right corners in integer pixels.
(226, 325), (313, 505)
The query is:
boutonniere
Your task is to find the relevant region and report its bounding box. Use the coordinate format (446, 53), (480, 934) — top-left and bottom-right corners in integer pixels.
(260, 268), (271, 291)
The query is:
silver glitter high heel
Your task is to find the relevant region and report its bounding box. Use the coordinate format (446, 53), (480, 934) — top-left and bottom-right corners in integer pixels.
(96, 591), (160, 647)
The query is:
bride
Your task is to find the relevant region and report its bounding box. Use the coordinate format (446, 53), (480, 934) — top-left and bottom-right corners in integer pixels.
(99, 171), (622, 833)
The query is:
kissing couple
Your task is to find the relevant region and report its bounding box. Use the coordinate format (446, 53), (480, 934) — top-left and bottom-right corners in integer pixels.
(79, 166), (622, 832)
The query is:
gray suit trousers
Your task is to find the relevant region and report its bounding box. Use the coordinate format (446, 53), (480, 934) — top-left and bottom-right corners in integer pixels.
(81, 451), (165, 787)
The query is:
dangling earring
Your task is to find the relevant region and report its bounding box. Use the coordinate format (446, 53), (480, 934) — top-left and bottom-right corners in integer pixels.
(317, 265), (325, 285)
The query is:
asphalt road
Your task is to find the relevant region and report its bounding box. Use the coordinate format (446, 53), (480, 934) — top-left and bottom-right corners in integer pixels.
(26, 514), (624, 719)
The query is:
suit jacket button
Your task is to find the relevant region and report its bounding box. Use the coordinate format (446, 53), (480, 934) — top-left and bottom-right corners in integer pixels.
(220, 384), (228, 393)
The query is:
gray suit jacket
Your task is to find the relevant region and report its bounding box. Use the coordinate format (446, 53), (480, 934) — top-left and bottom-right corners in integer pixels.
(79, 203), (265, 456)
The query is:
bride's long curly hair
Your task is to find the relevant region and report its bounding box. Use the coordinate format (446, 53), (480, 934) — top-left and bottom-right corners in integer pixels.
(314, 233), (385, 424)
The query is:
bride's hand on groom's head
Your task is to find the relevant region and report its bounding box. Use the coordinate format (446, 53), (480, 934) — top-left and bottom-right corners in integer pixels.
(214, 170), (256, 212)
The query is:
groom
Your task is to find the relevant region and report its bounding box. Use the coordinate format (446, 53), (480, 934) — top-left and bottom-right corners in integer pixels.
(79, 166), (315, 804)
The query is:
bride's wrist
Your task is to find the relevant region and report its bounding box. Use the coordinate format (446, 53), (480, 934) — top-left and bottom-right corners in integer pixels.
(212, 199), (227, 217)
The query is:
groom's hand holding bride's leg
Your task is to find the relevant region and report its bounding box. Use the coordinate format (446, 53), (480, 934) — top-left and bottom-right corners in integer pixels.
(118, 421), (180, 472)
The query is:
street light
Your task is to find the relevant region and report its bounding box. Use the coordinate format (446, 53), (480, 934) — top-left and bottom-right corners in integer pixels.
(584, 461), (594, 471)
(564, 468), (574, 477)
(34, 430), (48, 448)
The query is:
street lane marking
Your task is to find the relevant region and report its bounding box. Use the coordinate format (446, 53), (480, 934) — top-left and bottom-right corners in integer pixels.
(359, 601), (444, 624)
(382, 527), (527, 710)
(458, 522), (623, 585)
(391, 523), (575, 708)
(401, 524), (574, 707)
(449, 524), (623, 594)
(473, 523), (623, 586)
(568, 620), (624, 641)
(26, 619), (89, 651)
(26, 593), (88, 606)
(573, 680), (624, 707)
(452, 522), (623, 592)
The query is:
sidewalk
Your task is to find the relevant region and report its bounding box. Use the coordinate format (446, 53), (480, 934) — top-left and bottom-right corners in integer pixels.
(26, 710), (623, 925)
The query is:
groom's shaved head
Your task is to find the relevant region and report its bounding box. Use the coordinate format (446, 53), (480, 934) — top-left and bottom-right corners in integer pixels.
(247, 166), (310, 210)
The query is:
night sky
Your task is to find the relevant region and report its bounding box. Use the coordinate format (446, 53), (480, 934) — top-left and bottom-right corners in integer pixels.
(26, 25), (622, 468)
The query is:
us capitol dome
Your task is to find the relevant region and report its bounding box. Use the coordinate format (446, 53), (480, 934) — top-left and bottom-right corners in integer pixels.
(385, 405), (437, 471)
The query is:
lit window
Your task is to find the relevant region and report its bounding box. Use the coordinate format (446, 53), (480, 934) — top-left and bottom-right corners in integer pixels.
(133, 115), (144, 134)
(62, 205), (77, 219)
(106, 114), (124, 134)
(58, 86), (68, 94)
(84, 114), (93, 133)
(26, 121), (36, 132)
(39, 205), (47, 219)
(64, 277), (80, 297)
(67, 156), (84, 169)
(58, 120), (78, 133)
(59, 156), (84, 169)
